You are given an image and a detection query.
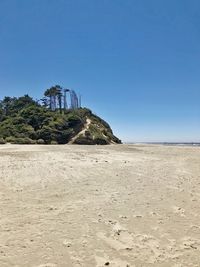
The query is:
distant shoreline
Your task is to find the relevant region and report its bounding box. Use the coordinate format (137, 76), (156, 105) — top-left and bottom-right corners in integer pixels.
(125, 142), (200, 147)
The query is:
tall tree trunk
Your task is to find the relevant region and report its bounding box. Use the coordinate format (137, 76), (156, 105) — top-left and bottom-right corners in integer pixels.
(50, 95), (53, 110)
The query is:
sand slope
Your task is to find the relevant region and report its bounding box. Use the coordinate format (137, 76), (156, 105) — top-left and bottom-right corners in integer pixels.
(0, 144), (200, 266)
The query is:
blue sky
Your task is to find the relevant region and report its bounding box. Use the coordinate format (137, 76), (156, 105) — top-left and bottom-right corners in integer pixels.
(0, 0), (199, 142)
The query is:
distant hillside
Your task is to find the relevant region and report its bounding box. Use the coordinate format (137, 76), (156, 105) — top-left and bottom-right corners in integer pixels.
(0, 94), (121, 145)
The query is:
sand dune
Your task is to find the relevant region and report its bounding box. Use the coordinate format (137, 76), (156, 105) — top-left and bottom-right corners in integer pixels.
(0, 144), (200, 266)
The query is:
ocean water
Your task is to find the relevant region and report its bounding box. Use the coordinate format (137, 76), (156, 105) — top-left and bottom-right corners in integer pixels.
(127, 142), (200, 147)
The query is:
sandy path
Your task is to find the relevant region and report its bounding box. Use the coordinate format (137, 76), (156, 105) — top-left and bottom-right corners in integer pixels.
(0, 144), (200, 266)
(69, 118), (91, 144)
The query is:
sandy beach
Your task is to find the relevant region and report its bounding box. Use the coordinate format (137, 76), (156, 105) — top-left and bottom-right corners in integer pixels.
(0, 144), (200, 267)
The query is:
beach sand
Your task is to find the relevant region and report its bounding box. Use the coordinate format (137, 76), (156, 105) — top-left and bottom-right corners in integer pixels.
(0, 144), (200, 267)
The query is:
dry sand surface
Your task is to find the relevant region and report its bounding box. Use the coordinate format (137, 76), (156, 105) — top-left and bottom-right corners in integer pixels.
(0, 144), (200, 267)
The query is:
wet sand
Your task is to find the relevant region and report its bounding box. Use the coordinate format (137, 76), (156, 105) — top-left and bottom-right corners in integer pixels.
(0, 144), (200, 267)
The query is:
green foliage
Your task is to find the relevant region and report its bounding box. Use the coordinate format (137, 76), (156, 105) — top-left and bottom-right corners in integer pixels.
(74, 134), (94, 145)
(0, 95), (36, 117)
(19, 105), (49, 131)
(0, 138), (6, 144)
(36, 126), (54, 144)
(0, 95), (84, 144)
(5, 136), (16, 143)
(56, 129), (74, 144)
(10, 137), (36, 144)
(51, 140), (58, 145)
(0, 92), (121, 145)
(94, 136), (109, 145)
(37, 139), (45, 144)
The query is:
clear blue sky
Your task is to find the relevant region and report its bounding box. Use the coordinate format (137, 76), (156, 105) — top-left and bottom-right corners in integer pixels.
(0, 0), (199, 142)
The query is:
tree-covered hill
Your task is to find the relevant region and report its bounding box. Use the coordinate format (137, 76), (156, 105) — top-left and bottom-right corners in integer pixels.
(0, 92), (121, 145)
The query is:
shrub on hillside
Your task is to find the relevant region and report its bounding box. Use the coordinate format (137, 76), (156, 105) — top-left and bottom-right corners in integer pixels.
(5, 136), (16, 143)
(73, 134), (95, 145)
(50, 140), (58, 145)
(37, 139), (45, 144)
(0, 138), (6, 144)
(56, 128), (74, 144)
(37, 126), (55, 144)
(11, 137), (36, 144)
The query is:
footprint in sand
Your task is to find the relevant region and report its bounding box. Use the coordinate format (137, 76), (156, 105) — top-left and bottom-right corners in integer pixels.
(63, 239), (72, 247)
(172, 206), (185, 216)
(97, 221), (133, 251)
(97, 232), (128, 251)
(112, 222), (127, 235)
(180, 237), (199, 250)
(95, 255), (131, 267)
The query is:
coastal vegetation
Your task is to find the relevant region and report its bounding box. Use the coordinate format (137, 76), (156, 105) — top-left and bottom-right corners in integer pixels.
(0, 87), (121, 145)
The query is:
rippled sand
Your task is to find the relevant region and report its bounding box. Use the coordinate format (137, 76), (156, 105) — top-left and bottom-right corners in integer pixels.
(0, 144), (200, 267)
